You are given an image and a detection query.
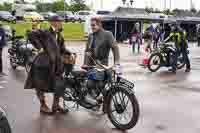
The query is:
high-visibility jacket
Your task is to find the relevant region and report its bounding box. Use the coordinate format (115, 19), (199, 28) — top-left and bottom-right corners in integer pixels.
(169, 31), (186, 46)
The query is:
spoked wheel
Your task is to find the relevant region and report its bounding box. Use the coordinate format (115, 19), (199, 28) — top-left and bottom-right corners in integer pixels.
(106, 87), (139, 130)
(147, 53), (162, 72)
(177, 53), (185, 69)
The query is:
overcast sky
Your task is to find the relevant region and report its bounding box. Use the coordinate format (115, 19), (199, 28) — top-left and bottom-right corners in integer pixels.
(1, 0), (200, 11)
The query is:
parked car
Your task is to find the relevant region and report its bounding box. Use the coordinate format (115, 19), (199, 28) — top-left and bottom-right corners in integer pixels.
(75, 10), (93, 22)
(0, 107), (12, 133)
(96, 10), (111, 15)
(56, 11), (75, 22)
(23, 12), (44, 21)
(40, 12), (57, 20)
(0, 11), (16, 23)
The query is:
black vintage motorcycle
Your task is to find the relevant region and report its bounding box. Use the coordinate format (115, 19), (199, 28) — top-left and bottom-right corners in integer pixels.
(147, 43), (186, 72)
(62, 54), (140, 130)
(8, 30), (35, 73)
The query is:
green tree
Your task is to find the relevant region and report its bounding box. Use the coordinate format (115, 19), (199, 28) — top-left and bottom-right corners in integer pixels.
(191, 8), (197, 13)
(69, 0), (90, 12)
(145, 7), (153, 13)
(0, 2), (12, 11)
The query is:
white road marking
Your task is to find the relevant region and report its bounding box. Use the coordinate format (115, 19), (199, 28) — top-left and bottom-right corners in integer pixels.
(0, 86), (4, 89)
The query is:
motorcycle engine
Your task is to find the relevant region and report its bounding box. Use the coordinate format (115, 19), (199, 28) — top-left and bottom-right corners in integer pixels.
(86, 80), (105, 98)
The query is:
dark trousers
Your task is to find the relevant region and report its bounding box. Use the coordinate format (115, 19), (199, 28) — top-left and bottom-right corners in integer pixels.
(198, 38), (200, 47)
(180, 45), (190, 69)
(171, 44), (190, 71)
(0, 48), (3, 73)
(132, 42), (140, 53)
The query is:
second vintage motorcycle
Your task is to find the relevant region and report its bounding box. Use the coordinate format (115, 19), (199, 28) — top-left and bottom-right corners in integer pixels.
(8, 30), (35, 73)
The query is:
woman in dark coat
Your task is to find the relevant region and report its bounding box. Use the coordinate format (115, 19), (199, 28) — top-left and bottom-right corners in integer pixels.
(24, 29), (70, 114)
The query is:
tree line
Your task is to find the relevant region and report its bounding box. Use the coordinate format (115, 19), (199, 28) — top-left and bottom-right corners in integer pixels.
(0, 0), (90, 13)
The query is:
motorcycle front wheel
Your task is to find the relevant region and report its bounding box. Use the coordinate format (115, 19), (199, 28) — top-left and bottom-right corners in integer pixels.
(147, 53), (162, 72)
(106, 87), (139, 130)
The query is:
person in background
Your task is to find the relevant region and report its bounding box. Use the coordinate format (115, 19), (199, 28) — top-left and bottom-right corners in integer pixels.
(32, 18), (41, 31)
(129, 22), (142, 53)
(164, 23), (191, 73)
(0, 23), (7, 76)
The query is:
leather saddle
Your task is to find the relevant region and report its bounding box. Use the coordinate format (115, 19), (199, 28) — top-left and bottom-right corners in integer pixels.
(71, 66), (87, 77)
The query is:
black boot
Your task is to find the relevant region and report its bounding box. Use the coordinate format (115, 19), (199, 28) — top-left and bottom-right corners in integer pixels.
(52, 96), (69, 114)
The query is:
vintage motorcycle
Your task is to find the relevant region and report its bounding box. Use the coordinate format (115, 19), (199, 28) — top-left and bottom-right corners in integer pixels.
(147, 43), (186, 72)
(8, 30), (35, 73)
(61, 53), (140, 130)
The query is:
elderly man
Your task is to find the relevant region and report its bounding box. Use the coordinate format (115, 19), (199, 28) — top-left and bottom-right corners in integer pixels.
(48, 15), (72, 114)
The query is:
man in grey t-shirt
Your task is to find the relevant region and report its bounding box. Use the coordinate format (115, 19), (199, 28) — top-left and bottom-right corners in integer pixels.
(83, 17), (120, 106)
(84, 17), (120, 66)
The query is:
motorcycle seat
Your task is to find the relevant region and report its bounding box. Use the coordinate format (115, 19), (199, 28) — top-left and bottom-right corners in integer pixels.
(71, 67), (87, 77)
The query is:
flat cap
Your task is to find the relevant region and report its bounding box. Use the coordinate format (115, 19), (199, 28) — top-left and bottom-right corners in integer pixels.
(49, 15), (63, 22)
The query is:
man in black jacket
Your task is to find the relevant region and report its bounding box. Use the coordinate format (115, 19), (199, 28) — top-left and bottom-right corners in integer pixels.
(49, 15), (71, 114)
(0, 23), (6, 76)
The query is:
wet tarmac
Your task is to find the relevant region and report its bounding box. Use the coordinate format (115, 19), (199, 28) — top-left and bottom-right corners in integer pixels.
(1, 43), (200, 133)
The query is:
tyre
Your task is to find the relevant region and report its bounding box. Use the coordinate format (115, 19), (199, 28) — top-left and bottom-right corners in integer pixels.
(176, 53), (185, 69)
(147, 53), (162, 72)
(106, 87), (139, 130)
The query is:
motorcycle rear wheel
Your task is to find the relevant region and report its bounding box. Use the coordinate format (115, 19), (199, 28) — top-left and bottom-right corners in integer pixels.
(106, 87), (139, 130)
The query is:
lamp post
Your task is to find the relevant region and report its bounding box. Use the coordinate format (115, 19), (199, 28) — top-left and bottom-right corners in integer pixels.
(130, 0), (134, 6)
(122, 0), (126, 5)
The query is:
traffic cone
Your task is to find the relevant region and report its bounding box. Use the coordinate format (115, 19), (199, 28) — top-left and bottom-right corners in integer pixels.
(142, 46), (150, 66)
